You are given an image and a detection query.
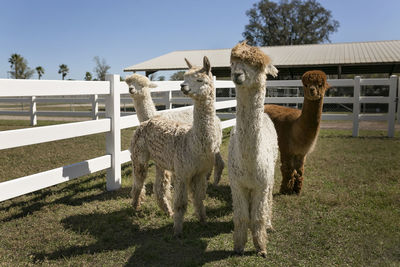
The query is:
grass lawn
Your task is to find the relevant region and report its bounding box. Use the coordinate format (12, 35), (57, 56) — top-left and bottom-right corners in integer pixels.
(0, 120), (399, 266)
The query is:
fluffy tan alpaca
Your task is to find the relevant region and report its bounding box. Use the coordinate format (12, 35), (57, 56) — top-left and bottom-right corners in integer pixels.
(130, 57), (221, 236)
(228, 42), (278, 257)
(125, 74), (225, 217)
(264, 70), (329, 195)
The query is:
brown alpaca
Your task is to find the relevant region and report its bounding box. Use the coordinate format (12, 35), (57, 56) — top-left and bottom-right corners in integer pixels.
(264, 70), (329, 195)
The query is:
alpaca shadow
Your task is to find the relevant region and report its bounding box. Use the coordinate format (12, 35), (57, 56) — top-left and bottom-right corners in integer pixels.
(0, 170), (131, 223)
(33, 208), (233, 266)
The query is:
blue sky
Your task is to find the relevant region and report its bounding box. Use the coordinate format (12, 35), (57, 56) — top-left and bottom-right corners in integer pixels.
(1, 0), (399, 80)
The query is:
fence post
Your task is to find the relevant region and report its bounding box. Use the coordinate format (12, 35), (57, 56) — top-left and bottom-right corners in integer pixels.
(387, 75), (397, 137)
(105, 74), (121, 191)
(91, 94), (99, 120)
(164, 90), (172, 109)
(352, 76), (361, 137)
(30, 96), (37, 126)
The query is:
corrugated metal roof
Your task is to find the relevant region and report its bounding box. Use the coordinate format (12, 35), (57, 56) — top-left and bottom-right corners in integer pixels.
(124, 40), (400, 72)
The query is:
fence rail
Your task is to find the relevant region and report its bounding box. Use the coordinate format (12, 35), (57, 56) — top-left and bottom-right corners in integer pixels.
(0, 75), (398, 202)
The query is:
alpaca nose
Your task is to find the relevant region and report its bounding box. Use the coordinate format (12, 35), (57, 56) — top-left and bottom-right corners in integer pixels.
(309, 86), (317, 96)
(180, 83), (190, 95)
(129, 85), (135, 94)
(233, 72), (245, 85)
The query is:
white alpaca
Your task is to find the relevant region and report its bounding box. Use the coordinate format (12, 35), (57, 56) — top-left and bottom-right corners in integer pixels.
(228, 42), (279, 257)
(130, 57), (221, 236)
(125, 73), (224, 184)
(125, 74), (225, 217)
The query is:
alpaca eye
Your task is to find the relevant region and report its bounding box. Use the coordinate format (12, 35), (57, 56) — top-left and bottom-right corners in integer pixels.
(196, 78), (204, 83)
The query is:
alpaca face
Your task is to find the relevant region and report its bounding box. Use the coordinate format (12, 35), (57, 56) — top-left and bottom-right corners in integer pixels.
(125, 74), (157, 100)
(180, 57), (214, 101)
(231, 59), (264, 88)
(302, 71), (329, 101)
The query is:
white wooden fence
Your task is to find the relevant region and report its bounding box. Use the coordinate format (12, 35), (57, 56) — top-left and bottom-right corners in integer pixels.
(0, 75), (398, 202)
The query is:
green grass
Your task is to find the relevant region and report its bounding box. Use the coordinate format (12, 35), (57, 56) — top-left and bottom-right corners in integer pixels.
(0, 120), (399, 266)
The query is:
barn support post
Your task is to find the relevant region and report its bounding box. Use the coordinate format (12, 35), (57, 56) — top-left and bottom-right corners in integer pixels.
(30, 96), (37, 126)
(352, 76), (361, 137)
(387, 75), (397, 137)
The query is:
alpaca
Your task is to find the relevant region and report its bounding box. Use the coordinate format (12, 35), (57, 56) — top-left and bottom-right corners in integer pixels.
(125, 74), (225, 217)
(125, 73), (224, 185)
(264, 70), (329, 195)
(130, 56), (221, 236)
(228, 42), (279, 257)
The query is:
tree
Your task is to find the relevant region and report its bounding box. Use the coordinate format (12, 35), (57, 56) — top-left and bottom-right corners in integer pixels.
(148, 73), (165, 81)
(84, 71), (92, 81)
(35, 66), (44, 80)
(93, 56), (111, 81)
(58, 64), (69, 80)
(8, 53), (34, 79)
(242, 0), (339, 46)
(169, 71), (185, 81)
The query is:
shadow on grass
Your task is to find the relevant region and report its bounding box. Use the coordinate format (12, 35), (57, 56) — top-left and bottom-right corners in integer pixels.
(33, 207), (233, 266)
(0, 171), (131, 223)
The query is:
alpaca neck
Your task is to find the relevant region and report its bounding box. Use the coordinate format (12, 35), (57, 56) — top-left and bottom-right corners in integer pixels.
(236, 82), (266, 150)
(192, 94), (216, 150)
(132, 91), (157, 122)
(298, 97), (324, 131)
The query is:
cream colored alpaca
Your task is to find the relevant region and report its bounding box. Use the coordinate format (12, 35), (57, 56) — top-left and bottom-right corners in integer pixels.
(125, 73), (224, 185)
(130, 57), (221, 236)
(125, 74), (225, 217)
(228, 42), (278, 257)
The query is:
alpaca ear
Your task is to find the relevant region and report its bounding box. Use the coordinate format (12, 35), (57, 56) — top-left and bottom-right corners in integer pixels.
(266, 64), (278, 78)
(325, 82), (331, 89)
(184, 58), (193, 69)
(149, 82), (157, 88)
(203, 56), (211, 74)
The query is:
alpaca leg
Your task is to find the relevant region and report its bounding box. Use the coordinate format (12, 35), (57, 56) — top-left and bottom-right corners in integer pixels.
(279, 155), (296, 194)
(131, 162), (148, 210)
(173, 177), (188, 237)
(213, 152), (225, 185)
(190, 173), (207, 223)
(266, 187), (274, 231)
(250, 189), (269, 257)
(154, 166), (173, 217)
(231, 184), (250, 255)
(293, 155), (305, 194)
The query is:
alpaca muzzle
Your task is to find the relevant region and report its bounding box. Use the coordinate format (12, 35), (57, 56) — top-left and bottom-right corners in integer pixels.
(180, 83), (190, 95)
(309, 86), (317, 97)
(233, 72), (245, 85)
(129, 85), (135, 94)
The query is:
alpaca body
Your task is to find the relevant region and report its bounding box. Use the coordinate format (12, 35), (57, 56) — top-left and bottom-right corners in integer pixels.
(264, 70), (328, 194)
(130, 57), (220, 236)
(125, 74), (224, 217)
(228, 42), (278, 257)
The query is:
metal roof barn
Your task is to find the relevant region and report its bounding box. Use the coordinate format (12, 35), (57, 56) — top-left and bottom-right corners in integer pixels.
(124, 40), (400, 78)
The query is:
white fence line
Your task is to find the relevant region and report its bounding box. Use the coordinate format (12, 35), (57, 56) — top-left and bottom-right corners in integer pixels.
(0, 75), (398, 202)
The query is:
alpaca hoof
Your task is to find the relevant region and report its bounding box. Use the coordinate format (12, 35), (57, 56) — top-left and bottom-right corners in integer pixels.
(266, 225), (275, 233)
(257, 250), (267, 258)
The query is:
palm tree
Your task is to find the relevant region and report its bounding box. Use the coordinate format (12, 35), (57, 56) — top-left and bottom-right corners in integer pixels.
(35, 66), (44, 80)
(58, 64), (69, 80)
(8, 53), (24, 79)
(8, 53), (34, 79)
